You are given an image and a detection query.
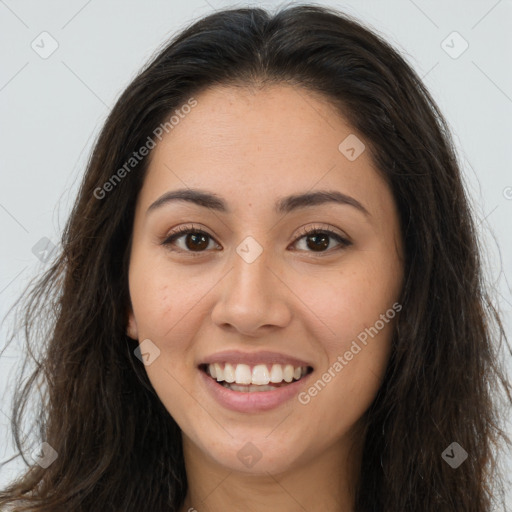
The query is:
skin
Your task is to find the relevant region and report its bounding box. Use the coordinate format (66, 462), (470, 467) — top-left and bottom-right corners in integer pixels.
(127, 84), (403, 511)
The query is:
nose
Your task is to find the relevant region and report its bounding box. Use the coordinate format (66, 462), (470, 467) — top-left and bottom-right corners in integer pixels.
(210, 244), (292, 336)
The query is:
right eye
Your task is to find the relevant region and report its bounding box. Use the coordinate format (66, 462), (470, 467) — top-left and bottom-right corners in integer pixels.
(161, 225), (220, 254)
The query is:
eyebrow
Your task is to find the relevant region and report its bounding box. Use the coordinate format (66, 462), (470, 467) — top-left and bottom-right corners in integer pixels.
(146, 188), (370, 217)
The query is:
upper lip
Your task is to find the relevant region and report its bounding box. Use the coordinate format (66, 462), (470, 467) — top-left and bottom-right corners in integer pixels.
(199, 350), (314, 369)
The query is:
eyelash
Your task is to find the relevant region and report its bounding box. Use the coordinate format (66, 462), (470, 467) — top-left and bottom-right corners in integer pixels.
(161, 223), (352, 256)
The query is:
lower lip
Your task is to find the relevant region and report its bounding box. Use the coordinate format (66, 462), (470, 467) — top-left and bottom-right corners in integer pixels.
(199, 368), (313, 413)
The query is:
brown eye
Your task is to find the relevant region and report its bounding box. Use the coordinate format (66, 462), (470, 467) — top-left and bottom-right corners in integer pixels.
(162, 227), (218, 253)
(183, 232), (210, 251)
(304, 232), (330, 251)
(293, 227), (351, 253)
(162, 224), (351, 256)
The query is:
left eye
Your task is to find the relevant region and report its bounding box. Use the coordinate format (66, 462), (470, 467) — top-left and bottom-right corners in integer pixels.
(162, 225), (351, 255)
(292, 227), (351, 253)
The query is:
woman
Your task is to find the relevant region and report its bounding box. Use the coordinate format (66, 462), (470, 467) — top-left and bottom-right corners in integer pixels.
(0, 4), (510, 511)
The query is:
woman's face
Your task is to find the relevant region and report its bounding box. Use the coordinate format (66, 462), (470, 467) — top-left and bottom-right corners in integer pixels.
(127, 84), (403, 476)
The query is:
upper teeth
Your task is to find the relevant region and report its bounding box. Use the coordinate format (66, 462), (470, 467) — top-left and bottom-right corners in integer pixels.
(207, 363), (308, 385)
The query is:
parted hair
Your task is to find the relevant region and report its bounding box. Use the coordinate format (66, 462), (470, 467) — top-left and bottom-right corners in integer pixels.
(1, 4), (510, 511)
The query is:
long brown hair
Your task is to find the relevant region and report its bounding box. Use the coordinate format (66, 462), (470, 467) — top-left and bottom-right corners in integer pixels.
(1, 4), (510, 511)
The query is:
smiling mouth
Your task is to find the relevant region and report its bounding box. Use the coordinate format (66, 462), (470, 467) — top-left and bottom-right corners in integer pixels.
(199, 363), (314, 392)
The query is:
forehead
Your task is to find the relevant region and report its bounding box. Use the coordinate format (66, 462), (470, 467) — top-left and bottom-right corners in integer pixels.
(139, 84), (392, 220)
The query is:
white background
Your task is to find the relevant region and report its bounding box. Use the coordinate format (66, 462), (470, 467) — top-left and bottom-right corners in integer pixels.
(1, 0), (511, 506)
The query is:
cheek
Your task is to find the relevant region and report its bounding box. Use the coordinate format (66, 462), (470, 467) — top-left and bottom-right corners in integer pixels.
(300, 341), (390, 447)
(128, 257), (204, 409)
(297, 277), (397, 436)
(293, 251), (400, 347)
(296, 251), (399, 425)
(130, 279), (175, 338)
(128, 252), (205, 341)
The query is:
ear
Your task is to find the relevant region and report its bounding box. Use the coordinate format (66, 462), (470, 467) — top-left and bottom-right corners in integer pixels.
(126, 308), (139, 340)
